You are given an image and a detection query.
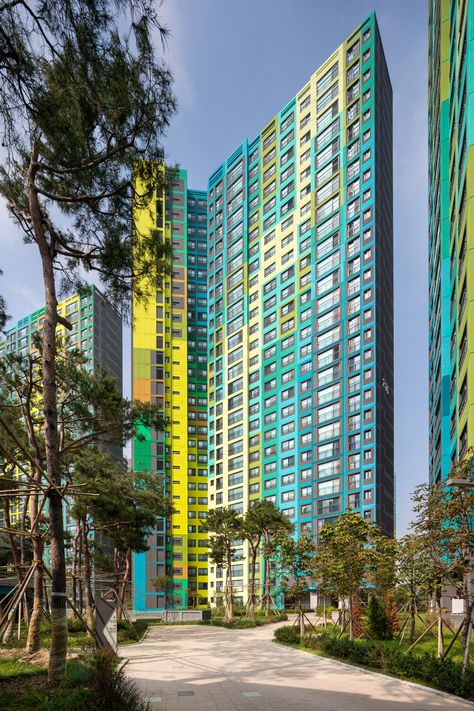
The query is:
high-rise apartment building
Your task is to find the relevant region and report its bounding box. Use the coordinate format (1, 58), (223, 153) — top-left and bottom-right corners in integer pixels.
(0, 285), (122, 380)
(0, 285), (123, 542)
(429, 0), (473, 482)
(132, 167), (209, 612)
(207, 13), (393, 604)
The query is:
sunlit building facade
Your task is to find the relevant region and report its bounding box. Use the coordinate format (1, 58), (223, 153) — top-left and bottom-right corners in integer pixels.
(132, 167), (209, 611)
(428, 0), (474, 483)
(207, 13), (394, 604)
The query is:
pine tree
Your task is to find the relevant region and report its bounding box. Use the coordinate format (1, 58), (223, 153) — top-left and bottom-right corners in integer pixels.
(0, 0), (175, 682)
(204, 508), (242, 623)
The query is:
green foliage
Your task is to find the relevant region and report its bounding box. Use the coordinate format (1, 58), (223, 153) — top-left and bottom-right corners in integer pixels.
(274, 625), (301, 646)
(1, 686), (92, 711)
(203, 508), (244, 622)
(151, 573), (172, 598)
(0, 659), (47, 679)
(85, 649), (150, 710)
(0, 0), (176, 312)
(395, 534), (432, 608)
(116, 619), (148, 644)
(212, 617), (256, 629)
(1, 653), (151, 710)
(71, 449), (169, 554)
(0, 270), (8, 332)
(277, 535), (316, 609)
(204, 508), (243, 567)
(366, 594), (393, 640)
(300, 633), (474, 700)
(315, 604), (337, 616)
(315, 512), (388, 600)
(211, 613), (287, 629)
(411, 450), (474, 669)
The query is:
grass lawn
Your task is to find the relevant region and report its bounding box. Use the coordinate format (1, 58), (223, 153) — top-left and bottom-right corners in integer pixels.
(0, 657), (47, 679)
(1, 618), (149, 651)
(311, 613), (473, 664)
(275, 615), (474, 701)
(0, 659), (93, 711)
(382, 614), (473, 665)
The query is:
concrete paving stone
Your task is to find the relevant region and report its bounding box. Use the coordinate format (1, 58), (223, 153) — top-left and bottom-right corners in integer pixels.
(120, 620), (473, 711)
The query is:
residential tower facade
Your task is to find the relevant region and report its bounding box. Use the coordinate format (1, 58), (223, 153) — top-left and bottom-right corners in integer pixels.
(428, 0), (474, 482)
(0, 285), (123, 545)
(207, 13), (394, 604)
(132, 167), (209, 612)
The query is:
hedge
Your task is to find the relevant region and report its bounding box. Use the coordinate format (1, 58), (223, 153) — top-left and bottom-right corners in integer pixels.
(273, 626), (474, 701)
(274, 625), (302, 645)
(212, 613), (288, 629)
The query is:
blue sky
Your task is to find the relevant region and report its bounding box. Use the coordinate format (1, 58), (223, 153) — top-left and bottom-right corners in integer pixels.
(0, 0), (428, 535)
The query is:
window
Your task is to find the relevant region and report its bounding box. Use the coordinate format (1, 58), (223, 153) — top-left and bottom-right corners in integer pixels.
(316, 137), (339, 169)
(317, 82), (338, 113)
(318, 478), (341, 496)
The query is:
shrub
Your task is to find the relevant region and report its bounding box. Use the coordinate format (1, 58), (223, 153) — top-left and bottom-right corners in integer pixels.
(117, 620), (148, 643)
(366, 594), (393, 640)
(315, 604), (337, 617)
(274, 625), (301, 645)
(69, 619), (89, 635)
(86, 649), (150, 710)
(298, 633), (474, 701)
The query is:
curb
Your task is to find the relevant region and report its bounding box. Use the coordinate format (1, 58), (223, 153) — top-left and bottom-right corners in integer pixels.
(275, 640), (474, 707)
(137, 626), (150, 644)
(116, 657), (129, 673)
(118, 624), (150, 649)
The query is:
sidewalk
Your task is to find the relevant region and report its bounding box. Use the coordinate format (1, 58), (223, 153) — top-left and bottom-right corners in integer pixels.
(120, 619), (473, 710)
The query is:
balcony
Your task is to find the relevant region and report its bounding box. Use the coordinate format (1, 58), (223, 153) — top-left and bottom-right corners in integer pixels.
(317, 501), (340, 516)
(459, 292), (467, 322)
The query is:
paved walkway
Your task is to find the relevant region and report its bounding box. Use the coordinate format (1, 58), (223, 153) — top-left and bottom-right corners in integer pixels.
(120, 619), (473, 711)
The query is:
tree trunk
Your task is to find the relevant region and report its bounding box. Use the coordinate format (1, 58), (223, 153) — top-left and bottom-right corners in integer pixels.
(4, 500), (23, 586)
(437, 599), (444, 658)
(26, 491), (44, 654)
(461, 599), (473, 673)
(225, 549), (233, 624)
(249, 547), (257, 621)
(119, 549), (131, 617)
(299, 598), (305, 638)
(348, 594), (354, 642)
(82, 520), (94, 633)
(77, 526), (84, 616)
(2, 617), (14, 643)
(263, 532), (272, 617)
(409, 599), (416, 643)
(71, 529), (80, 623)
(0, 501), (24, 643)
(27, 144), (67, 683)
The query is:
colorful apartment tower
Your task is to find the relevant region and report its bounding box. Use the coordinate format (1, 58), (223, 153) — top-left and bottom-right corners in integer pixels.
(0, 285), (123, 537)
(207, 13), (394, 604)
(132, 167), (209, 612)
(429, 0), (474, 482)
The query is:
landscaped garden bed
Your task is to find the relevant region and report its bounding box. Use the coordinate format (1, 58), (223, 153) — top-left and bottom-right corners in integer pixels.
(274, 624), (474, 701)
(0, 650), (148, 710)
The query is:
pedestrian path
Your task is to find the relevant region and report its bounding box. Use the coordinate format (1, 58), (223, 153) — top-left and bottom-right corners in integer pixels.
(120, 619), (473, 710)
